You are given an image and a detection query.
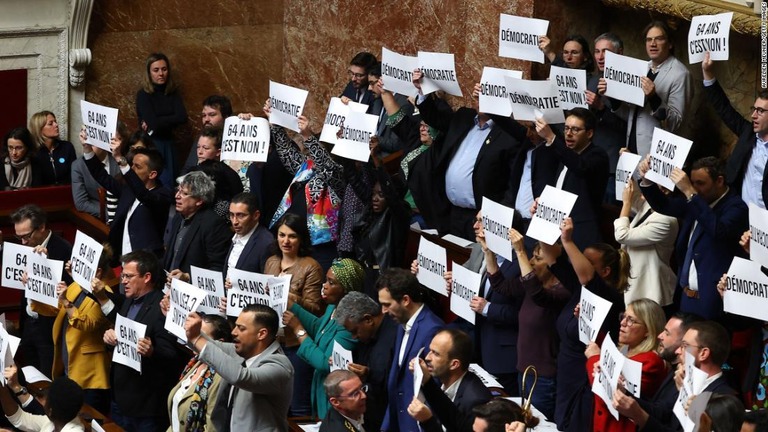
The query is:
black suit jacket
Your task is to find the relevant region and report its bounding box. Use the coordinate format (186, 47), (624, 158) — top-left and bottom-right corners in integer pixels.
(320, 407), (365, 432)
(85, 156), (172, 259)
(163, 207), (232, 273)
(354, 315), (398, 432)
(341, 81), (375, 106)
(420, 372), (493, 432)
(587, 74), (627, 175)
(108, 289), (180, 419)
(223, 224), (273, 277)
(706, 81), (768, 205)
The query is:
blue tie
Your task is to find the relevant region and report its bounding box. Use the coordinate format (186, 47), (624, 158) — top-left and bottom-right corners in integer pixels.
(678, 225), (698, 288)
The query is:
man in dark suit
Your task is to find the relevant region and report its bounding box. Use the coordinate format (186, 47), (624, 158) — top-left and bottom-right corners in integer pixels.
(225, 192), (273, 277)
(535, 108), (610, 249)
(11, 204), (73, 378)
(84, 147), (173, 260)
(639, 156), (748, 320)
(320, 370), (368, 432)
(702, 52), (768, 209)
(415, 72), (521, 239)
(335, 291), (399, 432)
(378, 269), (444, 432)
(340, 52), (377, 106)
(102, 250), (180, 431)
(186, 304), (293, 432)
(164, 171), (232, 281)
(71, 141), (120, 222)
(408, 329), (493, 432)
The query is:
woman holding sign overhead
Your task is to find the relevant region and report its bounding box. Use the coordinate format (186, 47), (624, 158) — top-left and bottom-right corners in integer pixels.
(585, 298), (667, 432)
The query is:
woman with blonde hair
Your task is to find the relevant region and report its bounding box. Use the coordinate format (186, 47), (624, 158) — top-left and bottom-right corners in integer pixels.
(29, 110), (77, 185)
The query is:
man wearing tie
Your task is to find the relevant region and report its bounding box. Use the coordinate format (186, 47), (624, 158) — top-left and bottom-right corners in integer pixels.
(185, 304), (294, 432)
(341, 51), (377, 106)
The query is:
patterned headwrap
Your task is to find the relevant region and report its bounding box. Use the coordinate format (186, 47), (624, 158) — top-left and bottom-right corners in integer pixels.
(330, 258), (365, 294)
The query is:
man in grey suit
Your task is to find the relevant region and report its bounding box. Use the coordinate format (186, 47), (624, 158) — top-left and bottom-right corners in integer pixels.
(185, 304), (294, 432)
(71, 141), (120, 222)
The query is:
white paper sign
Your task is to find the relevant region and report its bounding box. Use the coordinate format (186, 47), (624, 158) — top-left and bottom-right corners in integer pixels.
(20, 366), (50, 384)
(417, 51), (463, 97)
(722, 256), (768, 321)
(527, 185), (578, 245)
(221, 116), (271, 162)
(749, 203), (768, 268)
(578, 286), (613, 345)
(469, 363), (504, 389)
(331, 340), (353, 372)
(622, 357), (643, 397)
(549, 66), (588, 110)
(80, 100), (118, 152)
(674, 351), (709, 432)
(688, 13), (733, 64)
(603, 51), (648, 107)
(644, 128), (693, 191)
(69, 230), (103, 291)
(332, 110), (379, 162)
(478, 67), (524, 117)
(268, 275), (291, 328)
(7, 334), (19, 361)
(0, 325), (8, 385)
(226, 268), (271, 318)
(591, 333), (625, 420)
(91, 419), (106, 432)
(412, 346), (426, 396)
(2, 243), (33, 290)
(450, 262), (481, 325)
(381, 47), (419, 97)
(504, 77), (565, 124)
(269, 81), (309, 133)
(113, 314), (147, 373)
(615, 152), (642, 201)
(165, 279), (205, 342)
(498, 14), (549, 63)
(190, 266), (226, 316)
(482, 197), (515, 262)
(319, 97), (369, 145)
(416, 237), (448, 296)
(25, 253), (63, 308)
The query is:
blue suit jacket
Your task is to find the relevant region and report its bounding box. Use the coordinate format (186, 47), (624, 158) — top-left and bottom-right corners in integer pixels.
(641, 184), (748, 319)
(223, 225), (273, 277)
(383, 307), (444, 432)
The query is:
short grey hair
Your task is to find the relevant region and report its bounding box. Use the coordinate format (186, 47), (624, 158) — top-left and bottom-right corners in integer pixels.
(334, 291), (380, 326)
(594, 32), (623, 53)
(177, 171), (216, 204)
(324, 370), (358, 398)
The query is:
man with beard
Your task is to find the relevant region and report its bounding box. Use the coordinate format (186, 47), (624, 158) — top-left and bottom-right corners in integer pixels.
(182, 95), (232, 172)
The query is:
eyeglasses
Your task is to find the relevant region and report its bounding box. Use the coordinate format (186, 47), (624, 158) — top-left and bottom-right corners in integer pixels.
(680, 341), (702, 351)
(120, 273), (139, 281)
(645, 36), (667, 44)
(751, 106), (768, 116)
(337, 384), (368, 399)
(15, 232), (34, 242)
(348, 70), (366, 79)
(619, 313), (642, 327)
(563, 126), (586, 134)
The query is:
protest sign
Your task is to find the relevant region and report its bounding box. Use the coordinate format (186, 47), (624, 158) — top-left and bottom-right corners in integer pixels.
(332, 110), (379, 162)
(527, 185), (578, 245)
(723, 256), (768, 321)
(578, 286), (613, 344)
(165, 279), (205, 341)
(226, 268), (271, 318)
(412, 347), (425, 396)
(749, 203), (768, 268)
(622, 357), (643, 397)
(478, 67), (524, 116)
(418, 51), (463, 97)
(498, 14), (549, 63)
(80, 100), (118, 152)
(0, 324), (8, 385)
(70, 230), (103, 291)
(26, 253), (63, 308)
(603, 51), (647, 107)
(416, 237), (448, 296)
(331, 341), (353, 372)
(2, 243), (33, 290)
(688, 13), (733, 64)
(113, 314), (147, 373)
(268, 275), (291, 328)
(615, 152), (642, 201)
(549, 65), (588, 110)
(674, 351), (708, 432)
(319, 97), (368, 145)
(190, 266), (226, 316)
(644, 128), (693, 191)
(469, 364), (504, 389)
(503, 77), (564, 124)
(482, 197), (515, 262)
(591, 333), (624, 420)
(381, 47), (419, 97)
(450, 263), (481, 325)
(269, 81), (308, 132)
(221, 116), (271, 162)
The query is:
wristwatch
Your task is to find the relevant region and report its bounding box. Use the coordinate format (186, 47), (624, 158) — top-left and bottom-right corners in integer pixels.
(14, 387), (28, 396)
(295, 329), (307, 338)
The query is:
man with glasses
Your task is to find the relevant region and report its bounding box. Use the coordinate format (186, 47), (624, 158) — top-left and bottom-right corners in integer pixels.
(320, 370), (369, 432)
(341, 52), (377, 106)
(702, 51), (768, 210)
(102, 250), (180, 431)
(10, 204), (72, 378)
(534, 108), (609, 249)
